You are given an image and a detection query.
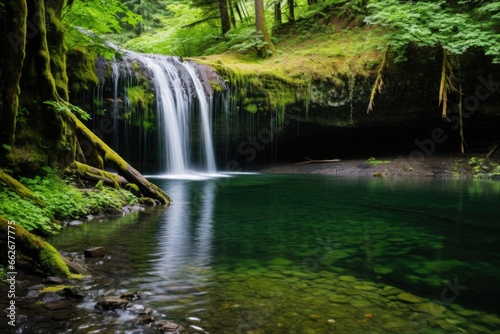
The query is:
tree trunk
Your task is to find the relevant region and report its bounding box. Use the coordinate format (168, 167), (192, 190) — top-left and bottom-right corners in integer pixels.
(228, 0), (237, 27)
(0, 0), (27, 165)
(219, 0), (231, 35)
(287, 0), (295, 21)
(274, 1), (282, 25)
(254, 0), (276, 57)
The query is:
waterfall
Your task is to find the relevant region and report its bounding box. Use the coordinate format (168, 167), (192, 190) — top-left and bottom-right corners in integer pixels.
(180, 61), (217, 174)
(110, 53), (218, 175)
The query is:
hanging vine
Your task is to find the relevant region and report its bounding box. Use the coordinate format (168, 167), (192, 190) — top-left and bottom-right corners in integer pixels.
(367, 46), (389, 114)
(438, 49), (457, 118)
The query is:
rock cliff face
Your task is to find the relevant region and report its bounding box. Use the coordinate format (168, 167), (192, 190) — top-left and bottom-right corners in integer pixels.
(213, 53), (500, 168)
(71, 53), (499, 171)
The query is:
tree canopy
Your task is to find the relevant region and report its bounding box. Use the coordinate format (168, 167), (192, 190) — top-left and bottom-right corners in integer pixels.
(365, 0), (500, 63)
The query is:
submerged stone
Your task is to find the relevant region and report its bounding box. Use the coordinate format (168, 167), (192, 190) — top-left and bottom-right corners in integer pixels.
(454, 309), (481, 317)
(339, 275), (357, 282)
(263, 272), (284, 279)
(329, 294), (349, 303)
(154, 320), (186, 333)
(478, 314), (500, 326)
(349, 299), (372, 308)
(353, 285), (377, 291)
(95, 296), (129, 310)
(84, 246), (105, 258)
(397, 293), (423, 304)
(267, 258), (293, 266)
(415, 302), (446, 317)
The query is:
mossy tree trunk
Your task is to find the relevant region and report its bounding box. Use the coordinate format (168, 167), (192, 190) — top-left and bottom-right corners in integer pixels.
(0, 0), (27, 166)
(0, 0), (170, 204)
(255, 0), (276, 57)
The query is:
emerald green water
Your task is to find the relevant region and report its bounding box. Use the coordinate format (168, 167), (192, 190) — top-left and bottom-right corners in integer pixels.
(48, 174), (500, 333)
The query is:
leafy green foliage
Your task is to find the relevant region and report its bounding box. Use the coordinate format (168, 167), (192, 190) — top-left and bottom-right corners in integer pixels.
(365, 0), (500, 62)
(44, 100), (91, 121)
(124, 3), (220, 56)
(62, 0), (142, 59)
(468, 157), (500, 178)
(64, 0), (142, 35)
(0, 168), (138, 233)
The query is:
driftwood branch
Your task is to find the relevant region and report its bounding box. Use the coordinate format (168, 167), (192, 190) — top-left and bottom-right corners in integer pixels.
(486, 142), (499, 160)
(294, 157), (341, 165)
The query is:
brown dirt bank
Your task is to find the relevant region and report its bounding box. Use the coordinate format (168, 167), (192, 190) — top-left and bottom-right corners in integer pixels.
(260, 152), (500, 178)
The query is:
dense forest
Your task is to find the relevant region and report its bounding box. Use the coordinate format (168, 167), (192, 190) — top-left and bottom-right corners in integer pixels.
(1, 0), (499, 287)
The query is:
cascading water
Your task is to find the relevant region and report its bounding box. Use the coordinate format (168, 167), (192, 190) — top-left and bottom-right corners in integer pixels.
(110, 52), (218, 176)
(181, 61), (217, 173)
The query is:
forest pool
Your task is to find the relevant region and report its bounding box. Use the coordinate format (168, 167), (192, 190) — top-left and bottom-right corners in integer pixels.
(47, 174), (500, 333)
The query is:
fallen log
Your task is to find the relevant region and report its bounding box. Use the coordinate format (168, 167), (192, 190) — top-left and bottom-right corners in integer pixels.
(294, 157), (341, 165)
(65, 111), (172, 204)
(66, 161), (130, 189)
(0, 216), (72, 277)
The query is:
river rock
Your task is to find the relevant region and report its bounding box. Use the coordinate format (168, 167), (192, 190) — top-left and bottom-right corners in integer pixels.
(339, 275), (357, 282)
(329, 294), (349, 303)
(154, 320), (186, 333)
(353, 284), (377, 291)
(267, 258), (293, 266)
(45, 276), (64, 284)
(84, 246), (106, 258)
(478, 314), (500, 326)
(397, 292), (423, 303)
(68, 220), (84, 226)
(42, 292), (63, 303)
(136, 315), (155, 324)
(43, 299), (73, 310)
(349, 299), (372, 308)
(415, 302), (446, 317)
(63, 287), (86, 300)
(95, 296), (129, 310)
(454, 309), (481, 317)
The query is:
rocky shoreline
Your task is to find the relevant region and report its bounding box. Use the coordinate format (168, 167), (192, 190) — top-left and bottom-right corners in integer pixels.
(260, 153), (500, 179)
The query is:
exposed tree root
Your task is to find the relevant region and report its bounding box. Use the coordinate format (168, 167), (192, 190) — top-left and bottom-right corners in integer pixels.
(66, 161), (129, 189)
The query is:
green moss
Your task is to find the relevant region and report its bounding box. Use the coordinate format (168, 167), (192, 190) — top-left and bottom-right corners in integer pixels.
(1, 218), (72, 277)
(126, 85), (153, 107)
(39, 285), (73, 293)
(210, 80), (224, 92)
(125, 183), (140, 196)
(67, 48), (99, 92)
